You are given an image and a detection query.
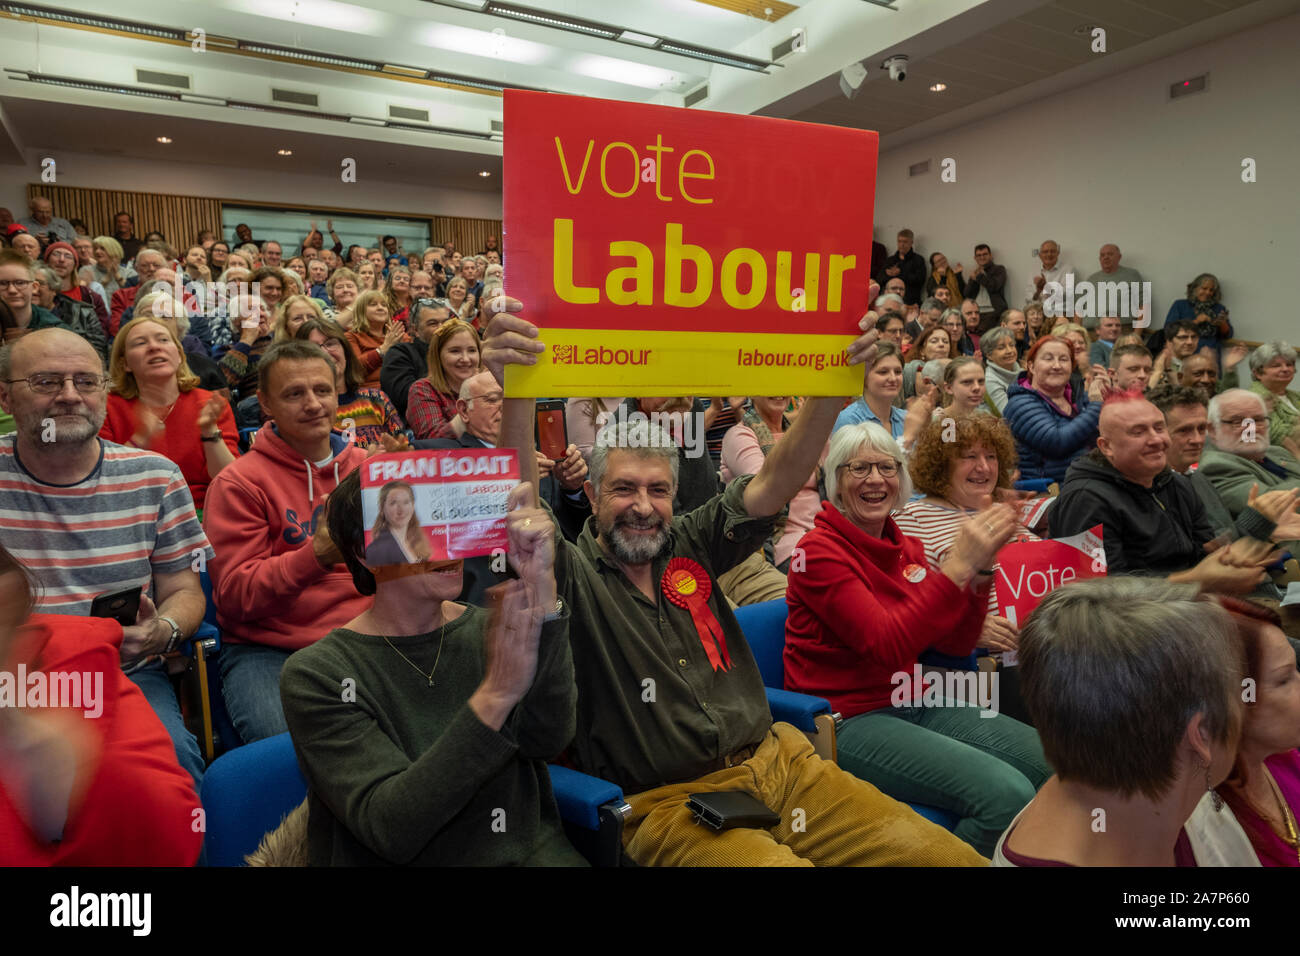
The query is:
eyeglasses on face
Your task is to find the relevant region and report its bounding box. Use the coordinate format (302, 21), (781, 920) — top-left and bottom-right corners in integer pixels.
(0, 279), (33, 290)
(5, 372), (108, 394)
(837, 459), (899, 479)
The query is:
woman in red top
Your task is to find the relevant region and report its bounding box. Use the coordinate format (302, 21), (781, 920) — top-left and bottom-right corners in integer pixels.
(405, 319), (481, 440)
(784, 419), (1049, 856)
(99, 314), (238, 511)
(1217, 599), (1300, 866)
(345, 290), (410, 387)
(0, 544), (202, 866)
(384, 264), (413, 324)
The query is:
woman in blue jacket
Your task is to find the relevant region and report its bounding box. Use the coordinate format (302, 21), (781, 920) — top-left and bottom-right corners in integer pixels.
(1152, 272), (1232, 357)
(1002, 337), (1104, 484)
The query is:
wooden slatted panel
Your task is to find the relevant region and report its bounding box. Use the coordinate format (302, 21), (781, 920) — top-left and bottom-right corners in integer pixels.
(431, 215), (503, 259)
(690, 0), (796, 21)
(26, 184), (222, 254)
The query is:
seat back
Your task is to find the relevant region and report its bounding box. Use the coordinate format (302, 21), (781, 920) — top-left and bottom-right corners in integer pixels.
(199, 567), (219, 629)
(733, 599), (789, 688)
(200, 732), (307, 866)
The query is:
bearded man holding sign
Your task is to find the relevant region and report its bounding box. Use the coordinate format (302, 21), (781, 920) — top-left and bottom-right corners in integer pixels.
(483, 293), (988, 867)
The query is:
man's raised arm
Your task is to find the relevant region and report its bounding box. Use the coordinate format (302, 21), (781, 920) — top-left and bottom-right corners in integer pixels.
(480, 299), (541, 492)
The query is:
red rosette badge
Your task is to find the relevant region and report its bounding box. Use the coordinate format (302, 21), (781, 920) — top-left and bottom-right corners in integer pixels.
(662, 557), (730, 672)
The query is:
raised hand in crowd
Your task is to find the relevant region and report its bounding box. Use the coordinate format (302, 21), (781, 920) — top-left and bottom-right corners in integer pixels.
(941, 502), (1017, 589)
(902, 383), (937, 450)
(552, 443), (587, 491)
(1086, 369), (1107, 404)
(379, 320), (406, 355)
(504, 481), (557, 613)
(196, 394), (227, 439)
(1222, 343), (1250, 370)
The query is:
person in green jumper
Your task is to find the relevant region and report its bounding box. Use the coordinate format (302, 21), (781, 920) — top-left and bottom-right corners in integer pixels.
(279, 468), (586, 866)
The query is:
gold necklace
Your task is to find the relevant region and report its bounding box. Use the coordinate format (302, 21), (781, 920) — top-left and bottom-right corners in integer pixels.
(1263, 770), (1300, 862)
(384, 623), (446, 687)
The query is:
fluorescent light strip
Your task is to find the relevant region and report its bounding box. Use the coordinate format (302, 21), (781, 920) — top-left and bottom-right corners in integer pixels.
(238, 42), (381, 72)
(657, 42), (768, 72)
(425, 1), (771, 73)
(485, 2), (618, 39)
(385, 120), (493, 139)
(13, 72), (182, 101)
(0, 2), (184, 39)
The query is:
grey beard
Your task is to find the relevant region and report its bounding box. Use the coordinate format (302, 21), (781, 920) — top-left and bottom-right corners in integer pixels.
(607, 521), (670, 565)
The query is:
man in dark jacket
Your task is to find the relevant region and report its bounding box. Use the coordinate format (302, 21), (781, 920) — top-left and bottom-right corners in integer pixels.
(873, 229), (926, 306)
(380, 299), (447, 419)
(1050, 393), (1215, 575)
(963, 243), (1008, 333)
(32, 264), (107, 363)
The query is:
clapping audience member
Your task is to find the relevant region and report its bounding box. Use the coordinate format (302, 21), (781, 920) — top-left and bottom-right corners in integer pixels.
(1003, 336), (1103, 484)
(326, 267), (360, 323)
(381, 298), (450, 420)
(993, 577), (1258, 866)
(406, 319), (481, 440)
(1246, 343), (1300, 456)
(962, 244), (1008, 332)
(202, 341), (372, 744)
(1161, 273), (1232, 355)
(924, 251), (964, 303)
(280, 473), (585, 866)
(272, 294), (325, 343)
(100, 315), (238, 513)
(1216, 599), (1300, 867)
(0, 543), (202, 865)
(295, 317), (406, 448)
(784, 421), (1049, 856)
(345, 290), (410, 387)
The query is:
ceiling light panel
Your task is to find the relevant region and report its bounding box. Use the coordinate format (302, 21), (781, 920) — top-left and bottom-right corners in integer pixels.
(420, 23), (550, 65)
(224, 0), (389, 36)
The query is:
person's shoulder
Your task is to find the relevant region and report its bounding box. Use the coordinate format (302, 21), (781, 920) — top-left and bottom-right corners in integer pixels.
(101, 440), (182, 477)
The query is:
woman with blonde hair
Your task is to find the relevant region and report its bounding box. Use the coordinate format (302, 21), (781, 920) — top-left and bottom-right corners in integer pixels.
(445, 275), (470, 319)
(356, 260), (380, 292)
(364, 481), (432, 566)
(273, 294), (325, 343)
(406, 319), (481, 440)
(91, 236), (134, 296)
(99, 313), (238, 511)
(345, 289), (410, 387)
(384, 264), (414, 323)
(327, 267), (360, 323)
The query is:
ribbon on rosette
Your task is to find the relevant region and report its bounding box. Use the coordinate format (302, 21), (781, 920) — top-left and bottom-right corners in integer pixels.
(661, 557), (730, 672)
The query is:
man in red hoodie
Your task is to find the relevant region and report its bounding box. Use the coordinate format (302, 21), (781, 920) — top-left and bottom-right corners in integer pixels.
(202, 340), (372, 744)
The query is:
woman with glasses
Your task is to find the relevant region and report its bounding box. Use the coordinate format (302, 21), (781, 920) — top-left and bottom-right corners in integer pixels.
(295, 317), (406, 448)
(784, 420), (1049, 857)
(99, 313), (238, 512)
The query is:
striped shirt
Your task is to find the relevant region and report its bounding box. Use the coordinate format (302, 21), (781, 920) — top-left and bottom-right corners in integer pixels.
(894, 498), (1037, 614)
(0, 436), (213, 623)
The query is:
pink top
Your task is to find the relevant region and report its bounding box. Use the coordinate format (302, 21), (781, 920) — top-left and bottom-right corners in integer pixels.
(1221, 749), (1300, 867)
(565, 397), (624, 465)
(720, 422), (821, 566)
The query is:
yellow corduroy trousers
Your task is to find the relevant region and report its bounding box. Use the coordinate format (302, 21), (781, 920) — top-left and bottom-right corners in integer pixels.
(622, 722), (989, 867)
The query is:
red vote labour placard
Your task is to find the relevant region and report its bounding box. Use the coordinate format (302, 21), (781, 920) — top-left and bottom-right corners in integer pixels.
(503, 89), (879, 396)
(995, 525), (1107, 629)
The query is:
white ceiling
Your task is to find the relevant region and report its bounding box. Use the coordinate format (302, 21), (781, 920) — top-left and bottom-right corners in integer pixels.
(0, 0), (1296, 185)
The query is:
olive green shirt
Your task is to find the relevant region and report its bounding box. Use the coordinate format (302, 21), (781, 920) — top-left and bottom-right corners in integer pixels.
(556, 474), (781, 795)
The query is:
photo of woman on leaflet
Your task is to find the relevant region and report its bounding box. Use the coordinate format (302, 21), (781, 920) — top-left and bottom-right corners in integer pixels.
(364, 481), (433, 566)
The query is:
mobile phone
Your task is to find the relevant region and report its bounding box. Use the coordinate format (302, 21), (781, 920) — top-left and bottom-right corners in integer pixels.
(535, 400), (568, 461)
(89, 585), (142, 626)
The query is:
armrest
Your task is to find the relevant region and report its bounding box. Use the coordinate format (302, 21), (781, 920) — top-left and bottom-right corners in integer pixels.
(548, 764), (626, 832)
(1013, 478), (1053, 493)
(179, 621), (221, 658)
(765, 687), (831, 733)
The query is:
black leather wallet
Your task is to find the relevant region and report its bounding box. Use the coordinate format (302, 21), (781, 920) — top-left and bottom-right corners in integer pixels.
(685, 791), (780, 831)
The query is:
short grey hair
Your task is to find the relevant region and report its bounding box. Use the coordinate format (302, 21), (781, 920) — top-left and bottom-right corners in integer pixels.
(133, 290), (191, 336)
(921, 297), (944, 313)
(824, 421), (912, 511)
(940, 307), (963, 324)
(1207, 388), (1267, 427)
(873, 293), (904, 311)
(1020, 577), (1241, 800)
(1248, 341), (1297, 376)
(980, 326), (1016, 355)
(921, 358), (949, 387)
(134, 248), (165, 267)
(589, 416), (680, 493)
(30, 264), (58, 288)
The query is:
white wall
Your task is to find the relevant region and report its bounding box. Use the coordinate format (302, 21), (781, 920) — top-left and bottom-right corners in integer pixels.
(3, 148), (502, 224)
(872, 11), (1300, 343)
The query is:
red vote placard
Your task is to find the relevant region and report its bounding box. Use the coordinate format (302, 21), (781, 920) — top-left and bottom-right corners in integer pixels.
(502, 89), (879, 396)
(995, 525), (1107, 629)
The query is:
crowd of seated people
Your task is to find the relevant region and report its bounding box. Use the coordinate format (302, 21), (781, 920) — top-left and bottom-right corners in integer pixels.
(2, 201), (1298, 869)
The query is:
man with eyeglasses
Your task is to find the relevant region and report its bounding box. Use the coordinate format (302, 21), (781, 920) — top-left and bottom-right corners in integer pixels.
(0, 327), (213, 787)
(0, 250), (76, 345)
(380, 298), (450, 420)
(1200, 389), (1300, 547)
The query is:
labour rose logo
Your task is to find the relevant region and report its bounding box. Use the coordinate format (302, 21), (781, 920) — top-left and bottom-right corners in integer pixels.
(552, 345), (576, 365)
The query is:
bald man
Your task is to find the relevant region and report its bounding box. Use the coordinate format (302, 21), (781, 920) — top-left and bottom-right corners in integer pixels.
(0, 328), (212, 785)
(1084, 243), (1143, 289)
(19, 195), (76, 245)
(1049, 392), (1218, 575)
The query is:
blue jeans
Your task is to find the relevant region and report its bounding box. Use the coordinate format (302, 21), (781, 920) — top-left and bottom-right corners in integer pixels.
(836, 702), (1050, 857)
(127, 660), (205, 789)
(219, 643), (292, 744)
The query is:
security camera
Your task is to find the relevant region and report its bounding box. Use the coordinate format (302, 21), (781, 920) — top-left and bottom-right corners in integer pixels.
(883, 55), (908, 82)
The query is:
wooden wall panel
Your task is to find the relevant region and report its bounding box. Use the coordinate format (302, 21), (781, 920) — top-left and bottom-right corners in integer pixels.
(431, 215), (503, 258)
(27, 184), (222, 253)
